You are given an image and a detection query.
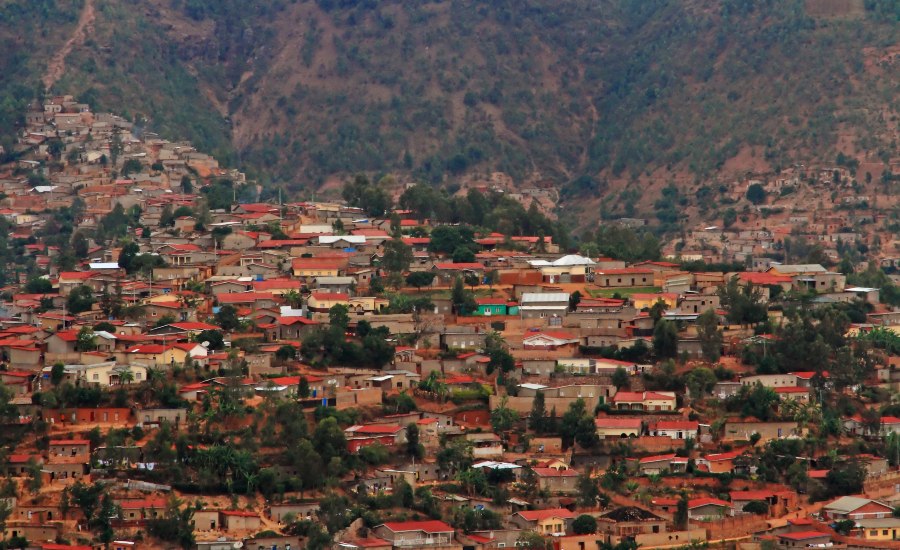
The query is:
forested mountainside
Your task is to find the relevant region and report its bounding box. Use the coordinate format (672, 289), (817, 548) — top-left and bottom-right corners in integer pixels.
(1, 0), (898, 205)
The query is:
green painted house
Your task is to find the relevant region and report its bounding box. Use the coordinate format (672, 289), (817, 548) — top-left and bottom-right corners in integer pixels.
(475, 297), (518, 316)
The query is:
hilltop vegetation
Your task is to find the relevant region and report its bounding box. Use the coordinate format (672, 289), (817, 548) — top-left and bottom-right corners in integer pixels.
(1, 0), (898, 210)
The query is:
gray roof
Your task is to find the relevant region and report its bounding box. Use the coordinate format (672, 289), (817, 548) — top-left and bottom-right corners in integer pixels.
(521, 292), (569, 303)
(315, 276), (355, 284)
(823, 496), (888, 513)
(771, 264), (827, 273)
(855, 517), (900, 528)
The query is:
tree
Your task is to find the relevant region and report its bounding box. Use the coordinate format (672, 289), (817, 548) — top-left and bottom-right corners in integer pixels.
(452, 245), (476, 263)
(47, 139), (65, 160)
(723, 208), (737, 228)
(289, 440), (325, 493)
(490, 396), (520, 434)
(741, 383), (779, 421)
(429, 225), (476, 255)
(382, 236), (413, 275)
(214, 305), (242, 331)
(328, 304), (350, 331)
(451, 277), (477, 316)
(516, 530), (551, 550)
(312, 417), (347, 463)
(742, 500), (769, 515)
(824, 461), (866, 498)
(67, 284), (95, 314)
(146, 497), (196, 549)
(611, 366), (630, 390)
(196, 329), (225, 351)
(484, 331), (515, 374)
(406, 423), (424, 459)
(51, 362), (65, 385)
(569, 291), (582, 311)
(298, 376), (311, 398)
(275, 344), (297, 363)
(652, 319), (678, 359)
(26, 458), (42, 494)
(746, 183), (767, 205)
(674, 494), (689, 529)
(572, 514), (598, 535)
(560, 399), (599, 449)
(696, 309), (723, 362)
(529, 391), (547, 433)
(24, 277), (52, 293)
(406, 271), (436, 291)
(342, 174), (392, 217)
(685, 367), (718, 399)
(833, 519), (855, 535)
(576, 473), (600, 508)
(159, 204), (175, 227)
(75, 326), (97, 352)
(122, 158), (143, 177)
(180, 175), (193, 194)
(718, 276), (767, 326)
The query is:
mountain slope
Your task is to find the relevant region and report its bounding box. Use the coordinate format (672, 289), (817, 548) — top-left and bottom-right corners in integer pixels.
(1, 0), (898, 210)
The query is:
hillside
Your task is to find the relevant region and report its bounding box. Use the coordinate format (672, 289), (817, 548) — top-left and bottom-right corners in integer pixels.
(1, 0), (898, 214)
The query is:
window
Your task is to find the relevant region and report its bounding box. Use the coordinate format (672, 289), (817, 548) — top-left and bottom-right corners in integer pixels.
(871, 530), (878, 536)
(93, 373), (99, 381)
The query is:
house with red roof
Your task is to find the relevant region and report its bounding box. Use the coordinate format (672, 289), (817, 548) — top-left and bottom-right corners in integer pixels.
(373, 520), (455, 547)
(117, 498), (168, 521)
(611, 391), (677, 412)
(637, 454), (687, 475)
(776, 531), (831, 547)
(277, 315), (320, 340)
(344, 424), (407, 453)
(696, 450), (745, 474)
(648, 420), (699, 440)
(45, 329), (79, 355)
(595, 417), (643, 439)
(594, 268), (654, 288)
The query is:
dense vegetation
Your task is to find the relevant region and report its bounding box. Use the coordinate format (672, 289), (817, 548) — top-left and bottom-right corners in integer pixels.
(1, 0), (898, 211)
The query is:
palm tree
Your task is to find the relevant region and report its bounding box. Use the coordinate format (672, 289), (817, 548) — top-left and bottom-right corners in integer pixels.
(282, 290), (303, 309)
(117, 368), (135, 385)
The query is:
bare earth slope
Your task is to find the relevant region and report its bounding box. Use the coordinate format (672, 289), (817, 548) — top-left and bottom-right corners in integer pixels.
(1, 0), (898, 222)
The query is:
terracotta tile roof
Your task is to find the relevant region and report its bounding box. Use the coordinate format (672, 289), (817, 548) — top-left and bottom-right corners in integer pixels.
(380, 520), (454, 533)
(515, 508), (576, 521)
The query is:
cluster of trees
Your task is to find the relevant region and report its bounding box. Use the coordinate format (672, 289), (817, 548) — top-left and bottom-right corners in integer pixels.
(397, 184), (570, 249)
(739, 303), (874, 392)
(300, 305), (395, 368)
(580, 226), (661, 263)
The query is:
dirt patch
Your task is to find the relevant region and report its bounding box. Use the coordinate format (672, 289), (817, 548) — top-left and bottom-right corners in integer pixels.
(804, 0), (866, 18)
(43, 0), (96, 90)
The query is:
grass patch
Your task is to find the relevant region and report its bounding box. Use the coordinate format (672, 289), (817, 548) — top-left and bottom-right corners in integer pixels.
(589, 286), (661, 298)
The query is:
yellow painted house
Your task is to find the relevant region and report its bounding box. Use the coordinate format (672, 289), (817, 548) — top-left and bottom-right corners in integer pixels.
(857, 519), (900, 541)
(308, 292), (350, 313)
(511, 509), (576, 535)
(632, 293), (678, 310)
(291, 258), (344, 278)
(121, 344), (189, 367)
